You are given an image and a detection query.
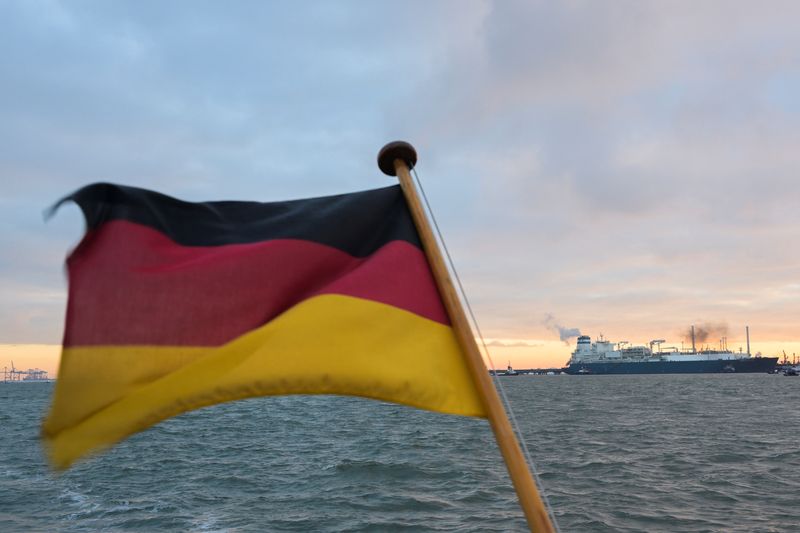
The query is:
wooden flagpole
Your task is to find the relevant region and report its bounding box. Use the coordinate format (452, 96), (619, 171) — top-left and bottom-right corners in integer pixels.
(378, 141), (556, 533)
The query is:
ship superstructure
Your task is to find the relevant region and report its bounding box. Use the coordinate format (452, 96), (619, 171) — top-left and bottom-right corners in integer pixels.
(565, 326), (778, 374)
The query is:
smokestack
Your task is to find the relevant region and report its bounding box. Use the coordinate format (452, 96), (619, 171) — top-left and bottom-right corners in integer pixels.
(746, 326), (750, 355)
(691, 325), (696, 353)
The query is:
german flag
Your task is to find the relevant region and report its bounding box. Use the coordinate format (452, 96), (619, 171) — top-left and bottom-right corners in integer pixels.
(43, 183), (486, 469)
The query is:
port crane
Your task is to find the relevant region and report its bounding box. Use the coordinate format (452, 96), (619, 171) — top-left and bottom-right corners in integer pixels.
(2, 361), (51, 382)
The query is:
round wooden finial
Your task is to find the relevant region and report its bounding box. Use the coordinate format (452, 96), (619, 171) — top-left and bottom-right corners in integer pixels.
(377, 141), (417, 176)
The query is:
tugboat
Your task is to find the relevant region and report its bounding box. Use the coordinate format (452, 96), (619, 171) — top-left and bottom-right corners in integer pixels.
(779, 351), (799, 376)
(502, 362), (520, 376)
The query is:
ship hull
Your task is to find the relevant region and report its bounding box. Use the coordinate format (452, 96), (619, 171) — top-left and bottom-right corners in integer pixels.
(565, 357), (778, 375)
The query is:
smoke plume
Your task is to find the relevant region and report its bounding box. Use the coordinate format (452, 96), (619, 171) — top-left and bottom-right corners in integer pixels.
(543, 314), (581, 344)
(683, 322), (729, 344)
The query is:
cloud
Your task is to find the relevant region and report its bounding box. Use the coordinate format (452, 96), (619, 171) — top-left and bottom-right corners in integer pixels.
(391, 1), (800, 229)
(1, 1), (799, 347)
(484, 340), (543, 348)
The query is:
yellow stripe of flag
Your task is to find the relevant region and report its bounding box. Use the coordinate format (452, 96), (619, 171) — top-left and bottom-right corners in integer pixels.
(44, 294), (486, 469)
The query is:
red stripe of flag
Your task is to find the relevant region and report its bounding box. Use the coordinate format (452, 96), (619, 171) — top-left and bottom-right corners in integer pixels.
(65, 220), (449, 346)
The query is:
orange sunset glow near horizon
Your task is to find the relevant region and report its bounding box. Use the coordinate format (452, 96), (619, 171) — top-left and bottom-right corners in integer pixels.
(5, 333), (799, 379)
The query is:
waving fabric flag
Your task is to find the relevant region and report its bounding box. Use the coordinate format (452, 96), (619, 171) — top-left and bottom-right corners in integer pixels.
(43, 183), (486, 469)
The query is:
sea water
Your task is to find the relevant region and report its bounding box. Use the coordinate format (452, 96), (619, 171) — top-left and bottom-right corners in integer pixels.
(1, 374), (799, 532)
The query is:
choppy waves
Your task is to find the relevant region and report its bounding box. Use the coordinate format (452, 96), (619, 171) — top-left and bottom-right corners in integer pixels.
(1, 374), (799, 531)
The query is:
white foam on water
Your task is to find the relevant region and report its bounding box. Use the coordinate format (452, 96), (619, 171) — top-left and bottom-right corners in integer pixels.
(189, 511), (232, 532)
(60, 486), (101, 520)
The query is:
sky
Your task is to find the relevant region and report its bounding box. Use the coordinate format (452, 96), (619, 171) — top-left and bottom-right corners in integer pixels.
(1, 0), (799, 374)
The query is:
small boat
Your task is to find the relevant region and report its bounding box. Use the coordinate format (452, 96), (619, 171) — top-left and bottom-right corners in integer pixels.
(784, 367), (799, 376)
(502, 363), (520, 376)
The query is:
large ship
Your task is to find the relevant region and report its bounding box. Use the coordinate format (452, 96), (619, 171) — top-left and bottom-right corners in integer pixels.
(565, 326), (778, 375)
